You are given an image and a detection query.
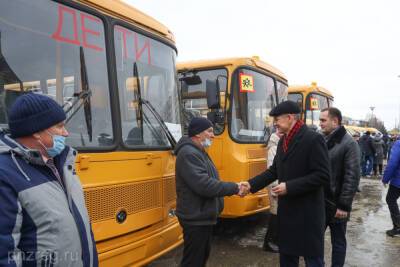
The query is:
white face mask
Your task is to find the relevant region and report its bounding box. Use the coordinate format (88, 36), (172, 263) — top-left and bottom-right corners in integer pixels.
(201, 138), (212, 148)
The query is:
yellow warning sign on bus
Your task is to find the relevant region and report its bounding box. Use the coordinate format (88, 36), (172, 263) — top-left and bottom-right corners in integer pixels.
(310, 97), (319, 110)
(240, 73), (254, 92)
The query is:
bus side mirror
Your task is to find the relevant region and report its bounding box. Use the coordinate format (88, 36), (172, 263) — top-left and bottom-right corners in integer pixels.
(179, 75), (202, 85)
(206, 79), (220, 109)
(207, 110), (224, 124)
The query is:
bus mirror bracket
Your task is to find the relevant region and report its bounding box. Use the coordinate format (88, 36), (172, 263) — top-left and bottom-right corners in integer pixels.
(207, 110), (224, 124)
(206, 79), (220, 109)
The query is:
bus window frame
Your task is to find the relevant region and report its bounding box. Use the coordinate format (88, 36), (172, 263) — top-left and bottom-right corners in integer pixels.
(110, 18), (179, 151)
(228, 65), (282, 145)
(178, 66), (229, 136)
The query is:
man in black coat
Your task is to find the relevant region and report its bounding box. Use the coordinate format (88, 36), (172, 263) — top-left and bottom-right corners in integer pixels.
(359, 131), (376, 177)
(175, 117), (241, 267)
(320, 107), (360, 267)
(241, 101), (331, 267)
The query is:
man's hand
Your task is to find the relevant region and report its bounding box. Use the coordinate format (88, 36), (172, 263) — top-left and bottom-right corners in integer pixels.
(272, 182), (287, 196)
(237, 182), (251, 197)
(334, 209), (348, 219)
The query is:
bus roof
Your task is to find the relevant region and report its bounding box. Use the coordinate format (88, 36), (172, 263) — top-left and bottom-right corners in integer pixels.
(289, 82), (333, 99)
(80, 0), (175, 42)
(177, 56), (287, 81)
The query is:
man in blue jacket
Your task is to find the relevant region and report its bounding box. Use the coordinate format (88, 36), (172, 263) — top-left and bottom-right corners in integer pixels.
(0, 93), (98, 266)
(383, 139), (400, 237)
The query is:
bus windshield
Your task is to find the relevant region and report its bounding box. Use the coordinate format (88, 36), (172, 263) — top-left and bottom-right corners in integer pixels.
(114, 25), (181, 148)
(305, 93), (330, 127)
(230, 68), (276, 143)
(0, 0), (112, 148)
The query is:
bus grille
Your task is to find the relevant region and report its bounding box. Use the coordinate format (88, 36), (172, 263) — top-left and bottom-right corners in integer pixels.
(84, 180), (162, 222)
(249, 161), (267, 177)
(163, 176), (176, 204)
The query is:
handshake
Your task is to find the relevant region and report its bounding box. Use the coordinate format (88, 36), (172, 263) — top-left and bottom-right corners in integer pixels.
(236, 182), (251, 197)
(235, 181), (287, 198)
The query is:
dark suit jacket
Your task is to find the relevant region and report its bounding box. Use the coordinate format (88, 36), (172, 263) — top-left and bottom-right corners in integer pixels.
(249, 125), (331, 257)
(325, 126), (360, 220)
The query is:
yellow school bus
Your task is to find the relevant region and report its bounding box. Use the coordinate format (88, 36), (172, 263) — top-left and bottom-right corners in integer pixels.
(0, 0), (182, 265)
(288, 82), (334, 129)
(177, 56), (288, 217)
(344, 125), (363, 136)
(345, 125), (381, 136)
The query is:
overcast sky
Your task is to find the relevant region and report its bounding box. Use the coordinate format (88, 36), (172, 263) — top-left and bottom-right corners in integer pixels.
(124, 0), (400, 130)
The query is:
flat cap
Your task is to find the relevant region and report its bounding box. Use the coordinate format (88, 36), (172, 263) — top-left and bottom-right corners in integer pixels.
(269, 100), (301, 116)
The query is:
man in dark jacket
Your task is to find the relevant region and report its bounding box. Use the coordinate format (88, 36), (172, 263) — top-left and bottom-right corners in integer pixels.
(359, 131), (376, 177)
(242, 101), (331, 267)
(175, 117), (240, 267)
(320, 107), (361, 267)
(0, 93), (98, 266)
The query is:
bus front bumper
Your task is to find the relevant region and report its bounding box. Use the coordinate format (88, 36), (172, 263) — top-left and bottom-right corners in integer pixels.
(98, 220), (183, 267)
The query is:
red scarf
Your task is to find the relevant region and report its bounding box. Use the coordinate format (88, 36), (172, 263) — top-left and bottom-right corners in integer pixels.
(283, 120), (304, 153)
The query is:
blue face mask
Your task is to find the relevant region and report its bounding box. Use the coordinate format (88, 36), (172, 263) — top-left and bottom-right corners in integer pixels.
(201, 138), (212, 148)
(40, 131), (66, 158)
(47, 135), (66, 157)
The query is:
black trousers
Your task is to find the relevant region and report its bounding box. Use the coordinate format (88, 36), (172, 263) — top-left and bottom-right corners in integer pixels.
(326, 221), (348, 267)
(279, 254), (324, 267)
(264, 213), (279, 246)
(373, 163), (383, 175)
(179, 222), (213, 267)
(386, 184), (400, 226)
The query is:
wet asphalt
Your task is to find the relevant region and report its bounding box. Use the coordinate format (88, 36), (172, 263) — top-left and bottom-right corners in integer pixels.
(147, 177), (400, 267)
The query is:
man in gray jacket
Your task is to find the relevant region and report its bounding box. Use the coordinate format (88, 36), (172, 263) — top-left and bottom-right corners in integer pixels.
(320, 107), (360, 267)
(175, 117), (240, 267)
(0, 93), (97, 266)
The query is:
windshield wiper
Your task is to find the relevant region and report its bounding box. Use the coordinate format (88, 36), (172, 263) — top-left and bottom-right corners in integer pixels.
(133, 62), (177, 149)
(0, 31), (23, 90)
(133, 62), (144, 143)
(65, 46), (93, 142)
(140, 98), (177, 148)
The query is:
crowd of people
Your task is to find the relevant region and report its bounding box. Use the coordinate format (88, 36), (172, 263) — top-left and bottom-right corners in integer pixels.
(353, 128), (400, 239)
(354, 130), (399, 178)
